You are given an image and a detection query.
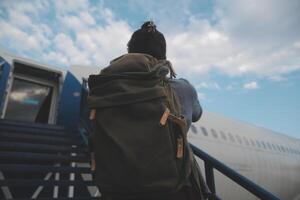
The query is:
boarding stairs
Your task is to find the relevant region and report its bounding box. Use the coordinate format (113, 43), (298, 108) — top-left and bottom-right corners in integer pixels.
(0, 118), (281, 200)
(0, 119), (100, 199)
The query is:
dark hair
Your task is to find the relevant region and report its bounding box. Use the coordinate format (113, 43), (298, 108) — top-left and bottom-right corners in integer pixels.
(127, 21), (166, 60)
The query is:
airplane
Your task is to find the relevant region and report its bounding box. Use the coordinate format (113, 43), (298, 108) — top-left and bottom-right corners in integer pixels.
(0, 49), (299, 199)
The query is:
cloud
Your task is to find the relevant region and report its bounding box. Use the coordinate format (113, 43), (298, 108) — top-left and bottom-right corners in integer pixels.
(226, 84), (234, 91)
(53, 33), (91, 65)
(147, 0), (300, 80)
(294, 41), (300, 49)
(0, 1), (51, 54)
(43, 51), (69, 66)
(0, 0), (299, 81)
(0, 0), (132, 68)
(197, 92), (206, 101)
(196, 81), (221, 90)
(243, 81), (259, 90)
(0, 21), (41, 51)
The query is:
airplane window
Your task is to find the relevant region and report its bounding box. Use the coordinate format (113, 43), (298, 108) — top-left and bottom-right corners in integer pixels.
(294, 149), (298, 154)
(256, 140), (261, 148)
(261, 141), (267, 149)
(236, 135), (242, 144)
(201, 127), (209, 136)
(283, 146), (287, 153)
(288, 147), (293, 154)
(285, 147), (290, 153)
(191, 125), (197, 134)
(266, 142), (272, 150)
(228, 133), (235, 142)
(293, 148), (297, 154)
(243, 137), (249, 146)
(284, 147), (288, 154)
(220, 131), (227, 140)
(211, 129), (218, 138)
(272, 144), (277, 151)
(276, 144), (282, 152)
(250, 139), (256, 147)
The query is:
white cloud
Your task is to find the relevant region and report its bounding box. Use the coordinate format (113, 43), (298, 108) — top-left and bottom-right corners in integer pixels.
(197, 92), (206, 100)
(0, 0), (132, 68)
(167, 20), (232, 75)
(226, 85), (234, 90)
(147, 0), (300, 80)
(9, 11), (33, 28)
(54, 0), (90, 15)
(0, 21), (40, 51)
(0, 0), (299, 80)
(61, 15), (85, 31)
(79, 12), (96, 25)
(268, 75), (286, 82)
(53, 33), (91, 65)
(196, 82), (221, 90)
(0, 1), (52, 55)
(294, 41), (300, 48)
(243, 81), (259, 90)
(43, 51), (69, 66)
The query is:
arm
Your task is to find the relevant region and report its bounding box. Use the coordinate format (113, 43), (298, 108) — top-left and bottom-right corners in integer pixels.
(190, 82), (202, 122)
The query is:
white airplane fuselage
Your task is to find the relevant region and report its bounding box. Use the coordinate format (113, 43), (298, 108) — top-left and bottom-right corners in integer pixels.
(189, 111), (300, 200)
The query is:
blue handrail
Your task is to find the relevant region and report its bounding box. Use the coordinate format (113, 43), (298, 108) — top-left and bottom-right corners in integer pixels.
(190, 144), (281, 200)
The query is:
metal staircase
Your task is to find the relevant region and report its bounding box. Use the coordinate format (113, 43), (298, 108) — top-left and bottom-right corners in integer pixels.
(0, 119), (100, 199)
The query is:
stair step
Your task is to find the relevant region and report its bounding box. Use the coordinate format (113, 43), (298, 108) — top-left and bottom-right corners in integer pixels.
(0, 142), (88, 154)
(0, 180), (96, 187)
(0, 164), (92, 173)
(0, 132), (83, 145)
(12, 198), (101, 200)
(0, 119), (66, 131)
(0, 152), (89, 163)
(0, 126), (71, 136)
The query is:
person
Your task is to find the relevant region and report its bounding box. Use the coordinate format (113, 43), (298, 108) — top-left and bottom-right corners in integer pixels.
(89, 21), (209, 200)
(126, 21), (208, 200)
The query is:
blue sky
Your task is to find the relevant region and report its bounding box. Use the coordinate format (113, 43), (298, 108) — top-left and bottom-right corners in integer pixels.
(0, 0), (299, 138)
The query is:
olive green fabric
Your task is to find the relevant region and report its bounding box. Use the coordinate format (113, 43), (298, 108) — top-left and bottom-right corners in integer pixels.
(88, 53), (193, 198)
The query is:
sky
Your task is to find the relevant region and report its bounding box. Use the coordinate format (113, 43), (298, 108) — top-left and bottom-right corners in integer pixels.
(0, 0), (299, 139)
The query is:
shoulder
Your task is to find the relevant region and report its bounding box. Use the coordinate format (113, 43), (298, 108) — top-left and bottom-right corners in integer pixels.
(169, 78), (196, 91)
(169, 78), (198, 99)
(169, 78), (191, 86)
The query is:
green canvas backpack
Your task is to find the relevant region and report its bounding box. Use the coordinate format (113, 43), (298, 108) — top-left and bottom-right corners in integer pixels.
(88, 53), (193, 198)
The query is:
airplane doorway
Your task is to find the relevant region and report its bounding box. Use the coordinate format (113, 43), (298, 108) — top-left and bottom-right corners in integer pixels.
(1, 60), (61, 124)
(5, 78), (53, 123)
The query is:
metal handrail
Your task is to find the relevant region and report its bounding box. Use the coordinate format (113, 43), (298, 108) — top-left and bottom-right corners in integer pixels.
(190, 144), (281, 200)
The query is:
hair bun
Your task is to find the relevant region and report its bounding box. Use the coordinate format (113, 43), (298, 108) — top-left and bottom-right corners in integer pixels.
(141, 21), (156, 32)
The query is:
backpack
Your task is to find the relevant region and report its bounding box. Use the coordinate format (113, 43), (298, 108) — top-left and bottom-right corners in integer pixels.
(87, 53), (194, 198)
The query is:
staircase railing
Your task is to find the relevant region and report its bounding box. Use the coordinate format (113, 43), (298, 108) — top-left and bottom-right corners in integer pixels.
(190, 144), (281, 200)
